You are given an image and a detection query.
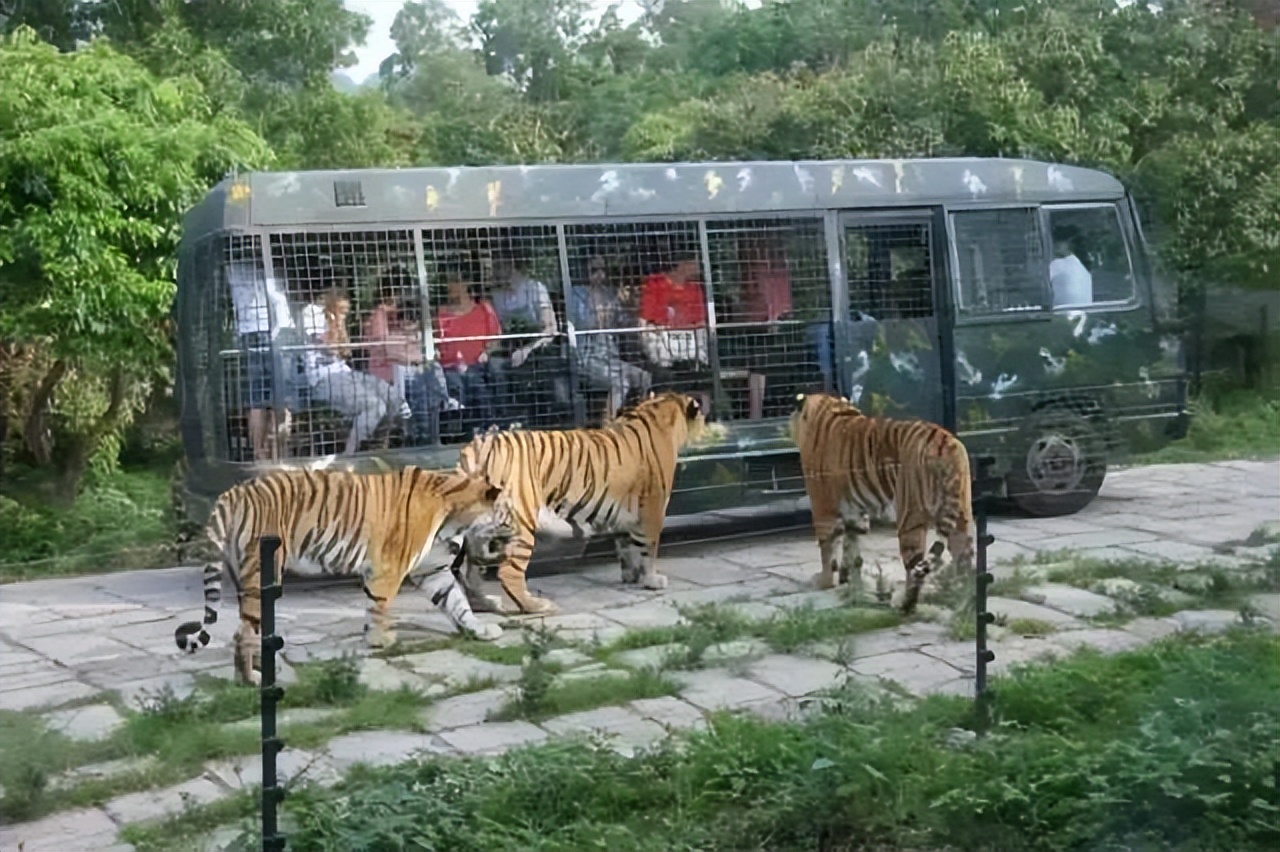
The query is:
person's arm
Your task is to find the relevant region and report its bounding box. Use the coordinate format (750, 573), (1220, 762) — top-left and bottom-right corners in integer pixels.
(513, 283), (558, 366)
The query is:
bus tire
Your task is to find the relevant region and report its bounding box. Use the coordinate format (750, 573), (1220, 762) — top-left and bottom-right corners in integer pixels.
(1006, 408), (1107, 517)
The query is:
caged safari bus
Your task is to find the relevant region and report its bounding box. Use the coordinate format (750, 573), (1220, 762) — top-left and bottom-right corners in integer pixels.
(171, 157), (1189, 535)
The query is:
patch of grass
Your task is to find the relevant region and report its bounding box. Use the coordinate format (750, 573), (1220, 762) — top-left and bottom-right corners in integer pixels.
(490, 667), (678, 723)
(1041, 553), (1279, 621)
(0, 465), (176, 582)
(119, 791), (257, 852)
(253, 629), (1278, 852)
(1006, 617), (1058, 636)
(1136, 385), (1280, 464)
(599, 601), (903, 665)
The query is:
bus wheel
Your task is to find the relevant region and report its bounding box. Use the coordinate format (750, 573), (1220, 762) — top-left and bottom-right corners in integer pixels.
(1006, 408), (1107, 517)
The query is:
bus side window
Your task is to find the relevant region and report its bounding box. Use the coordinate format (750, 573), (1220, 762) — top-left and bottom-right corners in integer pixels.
(1045, 204), (1136, 309)
(950, 208), (1048, 317)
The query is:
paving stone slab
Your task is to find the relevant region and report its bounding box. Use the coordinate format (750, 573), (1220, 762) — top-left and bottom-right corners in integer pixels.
(421, 687), (513, 730)
(628, 696), (707, 732)
(358, 657), (434, 693)
(325, 731), (454, 770)
(835, 622), (951, 661)
(223, 707), (342, 732)
(654, 556), (753, 586)
(544, 647), (593, 668)
(396, 649), (521, 690)
(673, 669), (785, 712)
(0, 807), (120, 852)
(0, 678), (100, 712)
(603, 599), (683, 628)
(770, 590), (844, 612)
(1020, 583), (1119, 618)
(437, 720), (549, 755)
(555, 666), (630, 685)
(737, 695), (805, 723)
(1120, 616), (1182, 642)
(984, 596), (1084, 628)
(49, 756), (158, 793)
(723, 600), (780, 622)
(1247, 592), (1280, 624)
(540, 705), (669, 756)
(849, 650), (967, 696)
(1118, 539), (1223, 564)
(43, 702), (125, 742)
(745, 654), (846, 698)
(105, 776), (229, 825)
(701, 638), (770, 664)
(206, 748), (342, 790)
(116, 672), (199, 711)
(1049, 628), (1148, 656)
(1172, 609), (1243, 634)
(613, 643), (687, 670)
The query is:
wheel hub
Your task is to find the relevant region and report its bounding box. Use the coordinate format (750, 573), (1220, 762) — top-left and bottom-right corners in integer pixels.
(1026, 433), (1085, 493)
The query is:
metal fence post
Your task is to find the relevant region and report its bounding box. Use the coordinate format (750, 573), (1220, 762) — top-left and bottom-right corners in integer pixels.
(973, 455), (998, 735)
(259, 535), (286, 852)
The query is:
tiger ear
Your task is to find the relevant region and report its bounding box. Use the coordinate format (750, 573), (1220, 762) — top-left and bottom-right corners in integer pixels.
(483, 484), (503, 503)
(792, 392), (807, 414)
(647, 389), (657, 400)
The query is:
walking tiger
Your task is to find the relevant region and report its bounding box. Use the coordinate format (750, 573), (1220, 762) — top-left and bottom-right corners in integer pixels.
(789, 392), (974, 614)
(456, 391), (707, 615)
(173, 466), (513, 684)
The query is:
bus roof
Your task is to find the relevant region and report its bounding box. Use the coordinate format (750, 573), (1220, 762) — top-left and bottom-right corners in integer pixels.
(181, 157), (1127, 237)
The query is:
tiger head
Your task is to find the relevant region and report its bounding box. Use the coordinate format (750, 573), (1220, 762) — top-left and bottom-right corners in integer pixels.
(623, 390), (708, 445)
(789, 392), (864, 441)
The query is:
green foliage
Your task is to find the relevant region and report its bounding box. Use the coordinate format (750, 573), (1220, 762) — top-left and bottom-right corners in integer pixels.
(276, 630), (1279, 852)
(1138, 383), (1280, 463)
(0, 466), (174, 581)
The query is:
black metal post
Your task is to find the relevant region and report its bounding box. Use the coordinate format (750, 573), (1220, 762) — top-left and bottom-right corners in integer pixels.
(973, 455), (998, 735)
(259, 535), (286, 852)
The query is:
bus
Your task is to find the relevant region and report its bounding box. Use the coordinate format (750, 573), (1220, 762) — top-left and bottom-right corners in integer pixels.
(172, 157), (1188, 532)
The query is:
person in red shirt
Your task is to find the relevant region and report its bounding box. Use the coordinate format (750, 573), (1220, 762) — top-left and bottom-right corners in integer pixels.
(435, 267), (502, 424)
(638, 251), (712, 413)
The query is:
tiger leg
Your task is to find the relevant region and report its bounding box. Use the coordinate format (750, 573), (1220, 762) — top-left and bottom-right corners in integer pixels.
(616, 533), (644, 585)
(458, 555), (505, 614)
(419, 568), (503, 641)
(361, 564), (408, 650)
(496, 528), (557, 615)
(806, 476), (844, 590)
(233, 551), (263, 686)
(896, 512), (944, 615)
(838, 521), (864, 592)
(635, 503), (668, 591)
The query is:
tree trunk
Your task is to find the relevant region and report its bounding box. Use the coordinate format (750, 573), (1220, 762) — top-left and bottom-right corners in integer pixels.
(45, 363), (129, 507)
(23, 359), (68, 466)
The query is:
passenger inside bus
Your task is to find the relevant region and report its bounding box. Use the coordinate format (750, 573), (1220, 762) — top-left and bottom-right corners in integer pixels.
(363, 267), (458, 446)
(1049, 226), (1094, 308)
(226, 260), (294, 461)
(570, 254), (652, 422)
(638, 251), (713, 415)
(489, 248), (569, 424)
(434, 265), (502, 428)
(301, 285), (410, 455)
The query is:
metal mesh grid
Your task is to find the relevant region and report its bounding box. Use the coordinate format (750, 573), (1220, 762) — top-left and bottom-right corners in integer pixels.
(951, 208), (1048, 316)
(707, 217), (833, 420)
(422, 225), (573, 439)
(564, 221), (712, 424)
(1045, 205), (1136, 307)
(844, 219), (935, 321)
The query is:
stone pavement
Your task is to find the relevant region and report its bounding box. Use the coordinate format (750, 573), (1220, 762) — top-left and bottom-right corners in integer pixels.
(0, 459), (1277, 851)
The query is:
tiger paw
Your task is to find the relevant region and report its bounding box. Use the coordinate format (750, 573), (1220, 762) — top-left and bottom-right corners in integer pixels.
(468, 622), (504, 642)
(811, 571), (837, 591)
(365, 628), (398, 649)
(641, 573), (668, 591)
(519, 596), (559, 616)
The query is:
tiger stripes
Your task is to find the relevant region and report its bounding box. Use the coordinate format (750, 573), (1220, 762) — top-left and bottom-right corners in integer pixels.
(455, 391), (706, 615)
(172, 466), (511, 685)
(789, 392), (974, 614)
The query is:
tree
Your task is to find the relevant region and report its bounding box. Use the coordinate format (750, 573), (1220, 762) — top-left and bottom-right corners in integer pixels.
(0, 27), (271, 499)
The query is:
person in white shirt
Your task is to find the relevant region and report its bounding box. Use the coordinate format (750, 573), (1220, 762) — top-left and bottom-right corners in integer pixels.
(227, 260), (294, 461)
(301, 287), (410, 456)
(1049, 234), (1094, 308)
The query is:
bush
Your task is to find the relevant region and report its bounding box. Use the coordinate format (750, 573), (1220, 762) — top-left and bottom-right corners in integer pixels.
(282, 630), (1280, 852)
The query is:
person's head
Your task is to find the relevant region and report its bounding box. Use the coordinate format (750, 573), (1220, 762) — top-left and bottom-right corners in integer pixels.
(443, 266), (475, 305)
(376, 266), (414, 309)
(1053, 226), (1081, 259)
(321, 286), (350, 320)
(587, 255), (610, 289)
(493, 248), (531, 285)
(668, 250), (700, 284)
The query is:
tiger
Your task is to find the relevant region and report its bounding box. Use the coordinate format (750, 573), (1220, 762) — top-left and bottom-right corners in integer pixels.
(454, 390), (707, 615)
(173, 466), (514, 685)
(789, 392), (974, 614)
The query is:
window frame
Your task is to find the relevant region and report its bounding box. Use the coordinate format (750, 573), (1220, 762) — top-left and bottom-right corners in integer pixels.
(1041, 202), (1141, 314)
(946, 204), (1052, 326)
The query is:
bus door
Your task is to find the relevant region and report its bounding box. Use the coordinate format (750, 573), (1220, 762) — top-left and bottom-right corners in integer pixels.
(837, 211), (948, 426)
